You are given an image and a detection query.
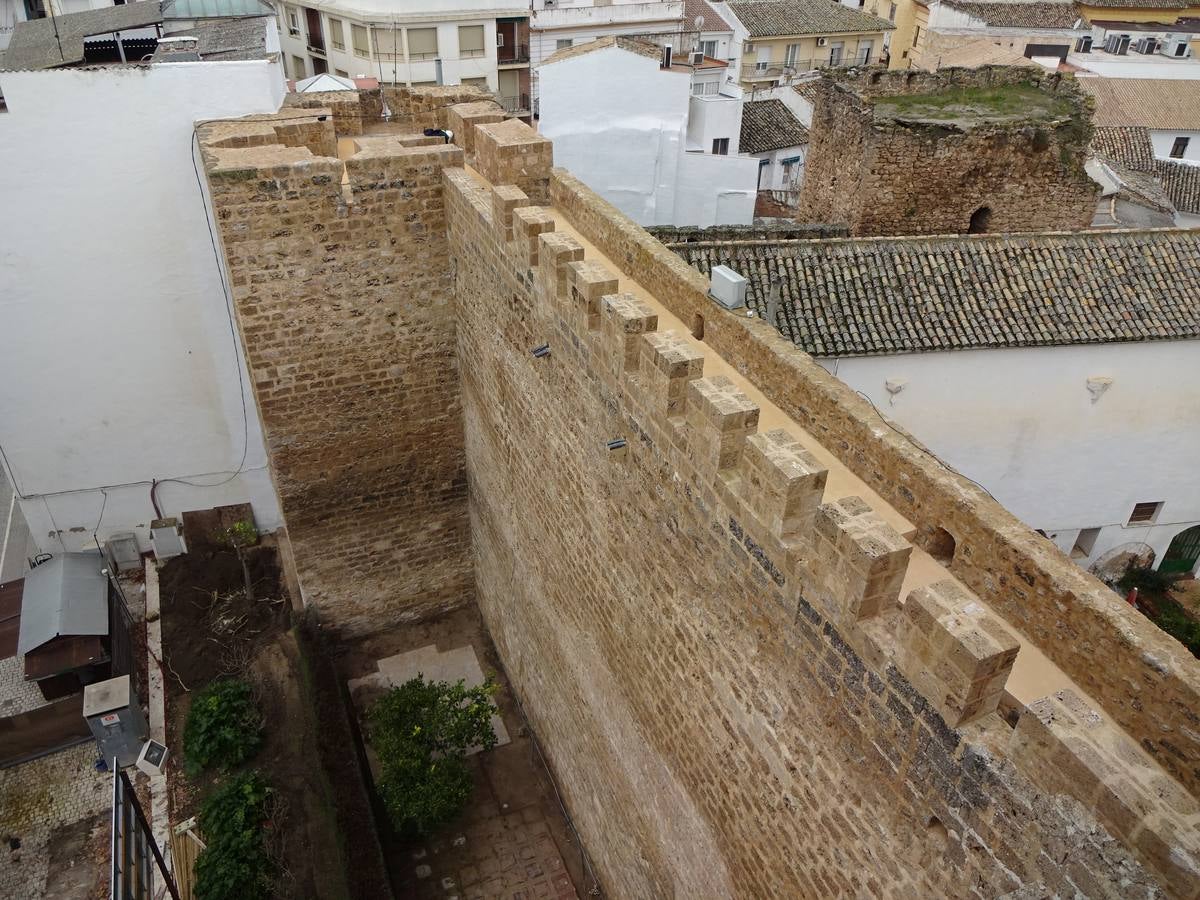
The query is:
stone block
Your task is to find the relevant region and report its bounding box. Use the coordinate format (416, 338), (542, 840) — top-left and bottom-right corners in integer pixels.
(537, 232), (584, 302)
(685, 376), (759, 474)
(512, 206), (554, 268)
(566, 260), (619, 332)
(639, 331), (704, 417)
(740, 428), (827, 541)
(492, 184), (531, 240)
(815, 496), (911, 623)
(600, 294), (658, 378)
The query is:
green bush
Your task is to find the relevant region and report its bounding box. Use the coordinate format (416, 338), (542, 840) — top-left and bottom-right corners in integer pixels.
(195, 771), (273, 900)
(368, 676), (498, 836)
(183, 678), (263, 775)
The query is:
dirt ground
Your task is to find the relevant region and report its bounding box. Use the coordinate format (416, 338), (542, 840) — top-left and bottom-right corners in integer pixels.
(341, 606), (595, 900)
(1171, 577), (1200, 619)
(159, 534), (347, 899)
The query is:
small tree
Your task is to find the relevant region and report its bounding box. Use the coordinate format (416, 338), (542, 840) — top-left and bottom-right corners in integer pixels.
(195, 771), (274, 900)
(368, 675), (498, 836)
(183, 678), (264, 775)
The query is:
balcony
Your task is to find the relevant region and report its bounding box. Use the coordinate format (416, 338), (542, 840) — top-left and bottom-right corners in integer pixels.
(745, 54), (875, 80)
(498, 43), (530, 65)
(533, 1), (683, 30)
(500, 93), (531, 115)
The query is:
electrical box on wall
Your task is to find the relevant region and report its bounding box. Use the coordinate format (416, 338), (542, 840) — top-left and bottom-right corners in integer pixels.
(150, 518), (186, 562)
(105, 533), (142, 572)
(83, 675), (148, 769)
(709, 265), (748, 309)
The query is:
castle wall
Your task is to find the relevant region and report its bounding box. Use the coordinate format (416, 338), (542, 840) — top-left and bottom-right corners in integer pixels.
(797, 67), (1100, 236)
(198, 117), (473, 635)
(444, 116), (1199, 897)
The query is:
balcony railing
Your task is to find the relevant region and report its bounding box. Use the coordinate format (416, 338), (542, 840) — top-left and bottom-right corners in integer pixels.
(500, 93), (531, 114)
(308, 35), (325, 55)
(747, 54), (875, 79)
(498, 43), (530, 64)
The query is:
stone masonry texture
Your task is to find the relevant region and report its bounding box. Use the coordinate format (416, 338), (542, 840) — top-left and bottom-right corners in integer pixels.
(198, 112), (472, 636)
(197, 93), (1200, 897)
(797, 66), (1099, 236)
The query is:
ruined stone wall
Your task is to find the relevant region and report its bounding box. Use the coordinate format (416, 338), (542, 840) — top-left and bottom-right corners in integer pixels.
(796, 67), (1099, 236)
(198, 117), (472, 636)
(444, 115), (1199, 897)
(550, 168), (1200, 801)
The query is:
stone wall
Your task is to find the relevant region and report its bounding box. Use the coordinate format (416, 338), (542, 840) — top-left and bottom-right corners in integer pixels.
(549, 167), (1200, 801)
(443, 133), (1199, 896)
(796, 67), (1099, 236)
(197, 114), (472, 636)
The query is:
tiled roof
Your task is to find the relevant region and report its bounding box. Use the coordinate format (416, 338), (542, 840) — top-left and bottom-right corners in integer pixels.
(727, 0), (894, 37)
(1092, 126), (1200, 214)
(684, 0), (734, 33)
(739, 99), (809, 153)
(920, 37), (1036, 68)
(941, 0), (1082, 28)
(540, 35), (663, 68)
(1081, 0), (1188, 7)
(668, 231), (1200, 356)
(1081, 77), (1200, 130)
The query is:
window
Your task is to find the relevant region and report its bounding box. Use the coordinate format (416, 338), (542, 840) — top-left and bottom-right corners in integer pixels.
(913, 25), (922, 46)
(858, 40), (873, 64)
(784, 43), (800, 66)
(700, 39), (717, 57)
(712, 138), (729, 155)
(352, 24), (369, 57)
(286, 7), (299, 34)
(556, 38), (573, 50)
(291, 54), (306, 76)
(459, 24), (485, 57)
(1128, 502), (1164, 525)
(462, 76), (488, 86)
(373, 28), (401, 59)
(755, 59), (769, 72)
(1071, 527), (1101, 559)
(328, 17), (344, 50)
(1170, 136), (1190, 159)
(335, 68), (348, 77)
(829, 41), (844, 65)
(408, 26), (438, 59)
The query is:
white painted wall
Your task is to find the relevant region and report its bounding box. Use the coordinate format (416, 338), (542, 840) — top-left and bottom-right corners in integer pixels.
(819, 340), (1200, 574)
(0, 56), (287, 555)
(1150, 128), (1200, 163)
(540, 44), (758, 225)
(686, 90), (741, 150)
(751, 143), (805, 189)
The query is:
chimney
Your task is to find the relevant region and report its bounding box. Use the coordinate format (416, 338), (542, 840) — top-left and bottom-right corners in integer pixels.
(662, 44), (673, 68)
(766, 274), (782, 325)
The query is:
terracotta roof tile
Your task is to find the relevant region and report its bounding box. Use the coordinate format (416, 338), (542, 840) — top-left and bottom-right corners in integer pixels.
(727, 0), (894, 37)
(941, 0), (1082, 28)
(740, 99), (809, 153)
(684, 0), (734, 32)
(1081, 78), (1200, 130)
(1093, 126), (1200, 214)
(668, 230), (1200, 356)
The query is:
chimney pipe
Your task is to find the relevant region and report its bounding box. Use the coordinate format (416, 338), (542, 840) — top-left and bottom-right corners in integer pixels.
(766, 274), (782, 326)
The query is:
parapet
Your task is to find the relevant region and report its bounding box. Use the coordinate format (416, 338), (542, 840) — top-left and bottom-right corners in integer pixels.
(474, 119), (553, 205)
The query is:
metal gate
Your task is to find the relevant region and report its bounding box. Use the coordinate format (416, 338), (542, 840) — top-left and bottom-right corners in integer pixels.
(111, 768), (180, 900)
(1161, 525), (1200, 575)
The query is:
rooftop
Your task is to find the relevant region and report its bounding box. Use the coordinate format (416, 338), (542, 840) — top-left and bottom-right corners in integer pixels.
(919, 37), (1037, 68)
(1092, 125), (1200, 213)
(941, 0), (1084, 29)
(683, 0), (734, 32)
(739, 98), (809, 153)
(540, 35), (664, 67)
(1080, 0), (1190, 7)
(1081, 77), (1200, 129)
(2, 1), (164, 71)
(726, 0), (894, 37)
(151, 16), (269, 61)
(667, 230), (1200, 356)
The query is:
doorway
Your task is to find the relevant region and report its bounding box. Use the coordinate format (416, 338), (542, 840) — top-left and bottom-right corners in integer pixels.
(1161, 525), (1200, 575)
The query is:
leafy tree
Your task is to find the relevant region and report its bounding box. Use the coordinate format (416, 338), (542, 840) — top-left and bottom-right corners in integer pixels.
(368, 676), (498, 835)
(183, 678), (263, 775)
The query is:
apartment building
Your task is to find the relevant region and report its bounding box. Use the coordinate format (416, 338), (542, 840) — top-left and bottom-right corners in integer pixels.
(725, 0), (893, 88)
(274, 0), (531, 114)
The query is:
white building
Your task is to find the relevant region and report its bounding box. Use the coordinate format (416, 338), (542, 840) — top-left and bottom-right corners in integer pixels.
(0, 4), (286, 555)
(913, 0), (1086, 70)
(670, 231), (1200, 579)
(271, 0), (532, 114)
(539, 36), (760, 226)
(1069, 19), (1200, 79)
(738, 97), (808, 192)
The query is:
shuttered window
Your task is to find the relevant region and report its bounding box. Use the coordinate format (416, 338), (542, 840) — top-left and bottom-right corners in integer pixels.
(328, 17), (344, 50)
(373, 28), (401, 59)
(459, 25), (485, 57)
(352, 24), (369, 57)
(408, 27), (438, 59)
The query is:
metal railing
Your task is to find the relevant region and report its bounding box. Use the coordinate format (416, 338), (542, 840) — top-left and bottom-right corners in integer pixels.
(747, 54), (875, 79)
(500, 93), (531, 114)
(760, 188), (801, 208)
(112, 768), (179, 900)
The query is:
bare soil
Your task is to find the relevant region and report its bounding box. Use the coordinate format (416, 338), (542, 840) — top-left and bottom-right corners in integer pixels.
(159, 539), (348, 899)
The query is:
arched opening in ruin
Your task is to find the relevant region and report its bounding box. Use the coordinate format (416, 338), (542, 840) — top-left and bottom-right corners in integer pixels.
(926, 527), (957, 566)
(968, 206), (992, 234)
(691, 313), (705, 341)
(926, 816), (949, 843)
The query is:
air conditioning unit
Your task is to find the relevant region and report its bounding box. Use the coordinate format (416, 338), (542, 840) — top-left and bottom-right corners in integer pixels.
(1135, 37), (1158, 54)
(136, 740), (169, 777)
(104, 532), (142, 573)
(1160, 35), (1191, 58)
(709, 265), (747, 310)
(150, 518), (187, 562)
(1115, 34), (1131, 55)
(816, 37), (827, 46)
(691, 50), (704, 65)
(744, 41), (755, 52)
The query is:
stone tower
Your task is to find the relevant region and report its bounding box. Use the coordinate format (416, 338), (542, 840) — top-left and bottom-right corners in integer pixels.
(796, 66), (1099, 236)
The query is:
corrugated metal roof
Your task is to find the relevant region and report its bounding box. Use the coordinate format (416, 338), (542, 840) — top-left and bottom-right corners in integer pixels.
(162, 0), (274, 18)
(1, 2), (164, 71)
(17, 553), (108, 656)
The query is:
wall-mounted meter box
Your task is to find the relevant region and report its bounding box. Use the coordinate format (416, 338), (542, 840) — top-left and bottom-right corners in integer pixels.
(83, 675), (148, 769)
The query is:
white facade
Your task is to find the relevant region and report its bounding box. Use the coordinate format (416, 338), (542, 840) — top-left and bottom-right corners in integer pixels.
(820, 340), (1200, 576)
(539, 42), (759, 225)
(0, 48), (287, 554)
(1, 0), (123, 50)
(751, 143), (805, 190)
(1149, 128), (1200, 163)
(273, 0), (527, 96)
